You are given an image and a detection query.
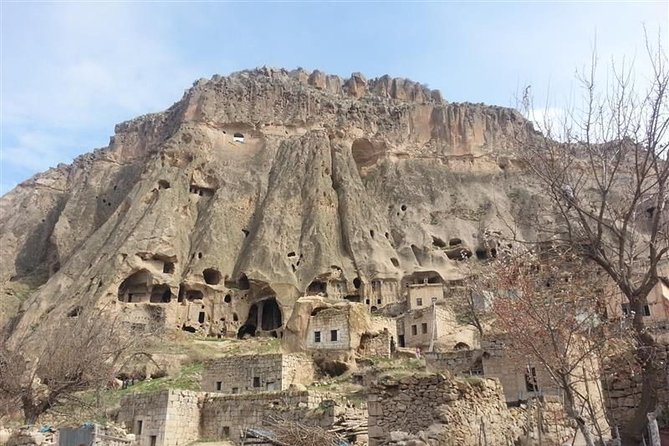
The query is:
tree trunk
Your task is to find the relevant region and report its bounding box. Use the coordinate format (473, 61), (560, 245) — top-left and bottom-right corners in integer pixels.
(562, 381), (596, 446)
(622, 307), (660, 444)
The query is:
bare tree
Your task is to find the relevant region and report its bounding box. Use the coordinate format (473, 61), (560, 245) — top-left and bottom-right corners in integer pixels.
(0, 307), (136, 424)
(519, 32), (669, 442)
(491, 247), (620, 446)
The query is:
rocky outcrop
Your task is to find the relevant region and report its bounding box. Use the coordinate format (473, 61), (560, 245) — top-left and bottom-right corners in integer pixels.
(0, 67), (541, 343)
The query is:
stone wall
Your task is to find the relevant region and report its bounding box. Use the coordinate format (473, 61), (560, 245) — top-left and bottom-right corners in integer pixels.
(602, 341), (669, 431)
(200, 390), (332, 442)
(367, 373), (525, 446)
(396, 305), (451, 349)
(407, 283), (444, 310)
(202, 353), (315, 394)
(118, 390), (200, 446)
(424, 350), (482, 375)
(306, 307), (351, 350)
(481, 339), (560, 403)
(359, 329), (393, 358)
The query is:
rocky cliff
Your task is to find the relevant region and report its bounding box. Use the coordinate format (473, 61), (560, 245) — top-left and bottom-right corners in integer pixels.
(0, 67), (540, 342)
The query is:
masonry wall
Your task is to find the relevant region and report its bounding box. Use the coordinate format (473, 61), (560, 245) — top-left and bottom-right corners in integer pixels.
(396, 305), (451, 348)
(118, 390), (200, 446)
(281, 353), (316, 388)
(200, 391), (331, 442)
(367, 374), (526, 446)
(202, 354), (284, 394)
(424, 350), (483, 375)
(602, 341), (669, 430)
(407, 283), (444, 310)
(359, 329), (393, 358)
(306, 308), (351, 350)
(481, 340), (560, 403)
(365, 279), (400, 308)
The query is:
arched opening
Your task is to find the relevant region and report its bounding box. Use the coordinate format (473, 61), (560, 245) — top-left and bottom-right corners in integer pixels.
(238, 273), (250, 290)
(431, 236), (447, 248)
(203, 268), (222, 285)
(224, 294), (232, 303)
(307, 279), (327, 295)
(150, 285), (172, 303)
(390, 258), (400, 267)
(454, 342), (470, 350)
(237, 324), (256, 339)
(449, 238), (462, 246)
(198, 311), (206, 324)
(163, 262), (175, 274)
(118, 270), (151, 303)
(158, 180), (171, 190)
(260, 298), (283, 331)
(353, 277), (361, 289)
(233, 133), (245, 143)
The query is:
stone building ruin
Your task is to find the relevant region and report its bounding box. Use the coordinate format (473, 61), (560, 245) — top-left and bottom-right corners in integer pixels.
(201, 353), (314, 394)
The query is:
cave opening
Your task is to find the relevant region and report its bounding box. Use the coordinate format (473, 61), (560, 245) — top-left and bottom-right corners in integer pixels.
(261, 298), (283, 331)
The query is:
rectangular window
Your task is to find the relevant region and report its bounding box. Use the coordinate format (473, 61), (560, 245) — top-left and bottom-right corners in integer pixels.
(314, 331), (321, 343)
(421, 323), (428, 334)
(416, 298), (423, 307)
(231, 387), (239, 394)
(150, 436), (157, 446)
(331, 329), (338, 341)
(135, 420), (143, 435)
(643, 305), (651, 316)
(411, 325), (417, 336)
(621, 303), (630, 315)
(216, 381), (222, 391)
(222, 426), (230, 437)
(253, 377), (261, 387)
(525, 367), (538, 392)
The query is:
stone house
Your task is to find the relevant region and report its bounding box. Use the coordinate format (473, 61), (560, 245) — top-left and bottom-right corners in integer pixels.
(201, 353), (315, 394)
(481, 338), (561, 403)
(305, 305), (355, 350)
(407, 282), (444, 310)
(117, 390), (200, 446)
(119, 389), (332, 446)
(364, 278), (400, 310)
(606, 277), (669, 330)
(396, 304), (476, 350)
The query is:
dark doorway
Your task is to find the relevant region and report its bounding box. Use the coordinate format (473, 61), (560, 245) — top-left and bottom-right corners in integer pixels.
(260, 298), (282, 331)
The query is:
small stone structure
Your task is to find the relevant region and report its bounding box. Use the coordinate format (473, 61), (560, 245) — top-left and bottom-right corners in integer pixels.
(306, 306), (353, 350)
(118, 390), (200, 446)
(424, 350), (483, 376)
(480, 338), (561, 403)
(367, 373), (525, 446)
(119, 389), (332, 446)
(407, 282), (444, 310)
(358, 328), (394, 358)
(200, 390), (331, 441)
(201, 353), (315, 393)
(396, 304), (477, 350)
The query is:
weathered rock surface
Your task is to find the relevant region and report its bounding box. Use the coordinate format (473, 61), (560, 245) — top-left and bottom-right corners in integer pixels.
(0, 67), (541, 341)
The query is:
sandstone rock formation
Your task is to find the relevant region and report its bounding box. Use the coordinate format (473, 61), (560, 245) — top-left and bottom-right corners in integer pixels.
(0, 67), (541, 343)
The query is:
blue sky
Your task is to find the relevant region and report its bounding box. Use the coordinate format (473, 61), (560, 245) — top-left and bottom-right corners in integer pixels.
(1, 2), (667, 195)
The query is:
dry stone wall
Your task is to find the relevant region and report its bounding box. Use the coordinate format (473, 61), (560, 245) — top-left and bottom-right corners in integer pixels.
(602, 341), (669, 430)
(367, 373), (526, 446)
(118, 390), (200, 446)
(200, 390), (331, 442)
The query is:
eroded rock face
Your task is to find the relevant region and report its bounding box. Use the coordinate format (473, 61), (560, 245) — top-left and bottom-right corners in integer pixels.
(0, 67), (541, 342)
